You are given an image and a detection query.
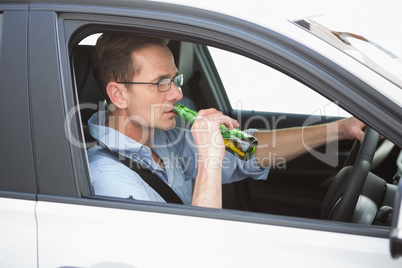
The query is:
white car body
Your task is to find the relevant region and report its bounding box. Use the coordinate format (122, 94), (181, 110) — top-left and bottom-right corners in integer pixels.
(0, 0), (401, 267)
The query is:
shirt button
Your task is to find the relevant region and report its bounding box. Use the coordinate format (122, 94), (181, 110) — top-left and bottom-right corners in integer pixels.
(141, 147), (147, 152)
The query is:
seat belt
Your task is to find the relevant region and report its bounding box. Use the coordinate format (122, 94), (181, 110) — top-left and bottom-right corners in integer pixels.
(97, 141), (184, 205)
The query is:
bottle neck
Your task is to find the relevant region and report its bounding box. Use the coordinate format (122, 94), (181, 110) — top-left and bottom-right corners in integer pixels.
(173, 103), (198, 124)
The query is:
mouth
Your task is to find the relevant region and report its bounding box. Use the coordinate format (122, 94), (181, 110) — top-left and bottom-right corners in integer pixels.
(166, 104), (176, 114)
(165, 108), (176, 116)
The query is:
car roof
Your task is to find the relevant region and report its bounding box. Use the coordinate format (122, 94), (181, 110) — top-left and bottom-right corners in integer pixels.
(2, 0), (401, 103)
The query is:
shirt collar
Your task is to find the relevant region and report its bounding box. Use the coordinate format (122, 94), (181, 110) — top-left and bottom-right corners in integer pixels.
(88, 111), (145, 155)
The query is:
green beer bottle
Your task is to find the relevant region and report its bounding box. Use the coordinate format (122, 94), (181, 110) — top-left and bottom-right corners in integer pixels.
(173, 103), (258, 161)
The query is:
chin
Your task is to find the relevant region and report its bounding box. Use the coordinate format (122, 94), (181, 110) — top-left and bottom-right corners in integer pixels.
(167, 121), (177, 130)
(158, 120), (176, 131)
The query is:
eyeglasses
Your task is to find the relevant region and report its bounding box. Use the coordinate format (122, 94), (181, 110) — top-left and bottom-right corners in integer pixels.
(117, 74), (184, 92)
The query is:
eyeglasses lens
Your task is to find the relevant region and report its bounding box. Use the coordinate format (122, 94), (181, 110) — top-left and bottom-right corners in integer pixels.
(158, 74), (183, 92)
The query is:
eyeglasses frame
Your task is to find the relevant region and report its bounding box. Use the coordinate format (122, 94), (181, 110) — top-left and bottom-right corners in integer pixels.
(117, 74), (184, 92)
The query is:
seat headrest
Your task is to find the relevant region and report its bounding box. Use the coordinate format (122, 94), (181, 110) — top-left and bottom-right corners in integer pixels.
(73, 45), (94, 96)
(73, 45), (105, 123)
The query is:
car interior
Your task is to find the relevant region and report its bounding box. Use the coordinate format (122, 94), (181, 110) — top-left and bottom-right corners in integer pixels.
(71, 30), (401, 226)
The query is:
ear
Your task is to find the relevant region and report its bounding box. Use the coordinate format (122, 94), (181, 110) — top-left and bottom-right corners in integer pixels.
(106, 82), (128, 109)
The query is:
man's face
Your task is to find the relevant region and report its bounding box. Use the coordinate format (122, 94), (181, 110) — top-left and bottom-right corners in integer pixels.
(125, 45), (183, 132)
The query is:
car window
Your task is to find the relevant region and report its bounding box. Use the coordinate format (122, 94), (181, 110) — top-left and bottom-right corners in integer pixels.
(79, 33), (101, 45)
(69, 24), (396, 218)
(208, 46), (351, 117)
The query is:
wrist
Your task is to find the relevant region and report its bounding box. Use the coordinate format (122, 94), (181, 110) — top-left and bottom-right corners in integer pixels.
(328, 120), (344, 142)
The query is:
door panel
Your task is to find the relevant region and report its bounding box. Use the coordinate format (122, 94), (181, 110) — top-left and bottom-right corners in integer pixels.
(0, 197), (37, 268)
(36, 200), (401, 267)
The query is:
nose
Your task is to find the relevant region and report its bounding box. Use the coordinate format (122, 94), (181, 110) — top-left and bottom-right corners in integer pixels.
(167, 82), (183, 102)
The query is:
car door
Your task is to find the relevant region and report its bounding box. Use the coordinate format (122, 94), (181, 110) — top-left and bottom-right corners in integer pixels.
(24, 1), (402, 267)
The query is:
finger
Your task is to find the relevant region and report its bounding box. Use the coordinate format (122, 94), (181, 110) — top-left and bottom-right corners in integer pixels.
(222, 117), (239, 129)
(195, 109), (220, 125)
(196, 109), (238, 128)
(207, 113), (239, 129)
(357, 131), (365, 143)
(197, 108), (222, 117)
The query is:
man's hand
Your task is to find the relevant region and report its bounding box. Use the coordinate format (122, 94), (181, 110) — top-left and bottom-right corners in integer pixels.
(337, 117), (366, 142)
(191, 108), (238, 160)
(190, 108), (239, 208)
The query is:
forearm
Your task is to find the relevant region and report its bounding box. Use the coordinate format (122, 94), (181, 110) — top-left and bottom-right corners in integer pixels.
(192, 159), (222, 208)
(253, 120), (341, 168)
(189, 108), (236, 208)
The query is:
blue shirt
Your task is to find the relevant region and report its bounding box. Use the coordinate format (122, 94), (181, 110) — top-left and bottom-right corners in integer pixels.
(87, 111), (269, 205)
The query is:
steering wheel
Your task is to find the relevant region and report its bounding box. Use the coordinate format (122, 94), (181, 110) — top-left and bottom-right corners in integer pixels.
(321, 127), (379, 222)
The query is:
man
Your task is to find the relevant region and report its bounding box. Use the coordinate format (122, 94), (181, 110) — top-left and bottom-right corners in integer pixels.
(88, 33), (365, 208)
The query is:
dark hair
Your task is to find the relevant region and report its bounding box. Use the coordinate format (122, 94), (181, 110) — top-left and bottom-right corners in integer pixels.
(91, 33), (168, 103)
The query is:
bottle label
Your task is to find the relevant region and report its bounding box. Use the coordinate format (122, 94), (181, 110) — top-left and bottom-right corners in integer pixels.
(223, 140), (246, 158)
